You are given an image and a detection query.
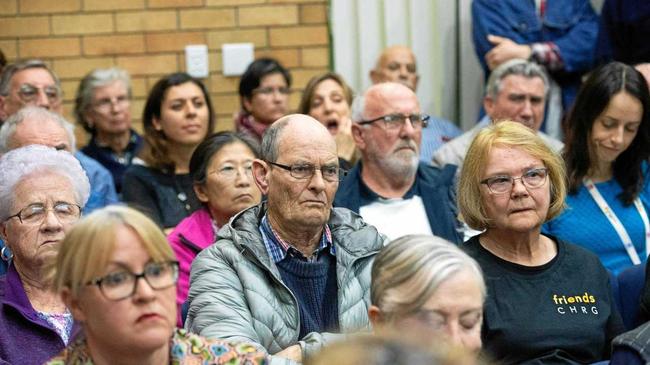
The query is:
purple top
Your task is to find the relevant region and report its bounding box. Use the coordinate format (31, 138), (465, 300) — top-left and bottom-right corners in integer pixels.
(0, 263), (81, 365)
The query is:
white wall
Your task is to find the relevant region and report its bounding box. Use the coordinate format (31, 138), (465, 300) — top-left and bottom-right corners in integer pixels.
(330, 0), (484, 130)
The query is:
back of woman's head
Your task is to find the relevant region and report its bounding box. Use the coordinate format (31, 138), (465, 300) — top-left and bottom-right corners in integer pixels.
(140, 72), (215, 170)
(189, 131), (260, 185)
(53, 205), (175, 297)
(564, 61), (650, 204)
(371, 234), (485, 318)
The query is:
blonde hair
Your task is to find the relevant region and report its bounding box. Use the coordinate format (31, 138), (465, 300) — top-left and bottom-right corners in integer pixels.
(458, 120), (566, 230)
(53, 205), (175, 297)
(371, 234), (485, 318)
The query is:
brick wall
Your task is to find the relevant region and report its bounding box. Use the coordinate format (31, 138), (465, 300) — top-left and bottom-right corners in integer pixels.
(0, 0), (330, 143)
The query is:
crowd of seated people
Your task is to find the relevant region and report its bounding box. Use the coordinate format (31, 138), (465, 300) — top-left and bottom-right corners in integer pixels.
(4, 1), (650, 363)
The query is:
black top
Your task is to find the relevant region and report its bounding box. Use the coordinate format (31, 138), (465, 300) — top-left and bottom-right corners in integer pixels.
(463, 234), (624, 364)
(122, 164), (201, 228)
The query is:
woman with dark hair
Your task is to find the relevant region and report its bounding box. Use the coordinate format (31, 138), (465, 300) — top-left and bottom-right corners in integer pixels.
(235, 58), (291, 142)
(299, 72), (359, 168)
(544, 61), (650, 275)
(123, 73), (214, 231)
(167, 131), (262, 324)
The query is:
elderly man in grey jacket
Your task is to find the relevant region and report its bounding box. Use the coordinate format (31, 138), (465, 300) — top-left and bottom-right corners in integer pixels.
(186, 114), (384, 364)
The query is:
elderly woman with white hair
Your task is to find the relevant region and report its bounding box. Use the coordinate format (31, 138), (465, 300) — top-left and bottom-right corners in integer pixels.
(0, 145), (90, 365)
(368, 234), (486, 357)
(74, 67), (143, 193)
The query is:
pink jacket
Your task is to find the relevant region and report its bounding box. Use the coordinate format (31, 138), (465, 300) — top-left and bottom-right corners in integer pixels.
(167, 207), (216, 326)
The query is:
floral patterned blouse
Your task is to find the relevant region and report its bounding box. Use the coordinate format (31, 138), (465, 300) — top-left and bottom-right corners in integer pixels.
(46, 328), (268, 365)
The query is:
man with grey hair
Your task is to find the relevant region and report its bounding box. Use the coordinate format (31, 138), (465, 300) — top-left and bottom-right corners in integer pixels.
(187, 114), (384, 364)
(0, 106), (118, 213)
(334, 82), (461, 243)
(432, 59), (563, 169)
(0, 59), (62, 122)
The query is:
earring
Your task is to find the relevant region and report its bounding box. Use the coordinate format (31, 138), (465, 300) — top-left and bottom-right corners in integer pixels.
(1, 245), (13, 262)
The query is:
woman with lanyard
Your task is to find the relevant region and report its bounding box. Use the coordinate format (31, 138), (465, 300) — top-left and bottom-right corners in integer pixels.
(544, 62), (650, 275)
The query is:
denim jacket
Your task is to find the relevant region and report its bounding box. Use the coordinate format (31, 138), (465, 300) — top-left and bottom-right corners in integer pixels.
(472, 0), (599, 108)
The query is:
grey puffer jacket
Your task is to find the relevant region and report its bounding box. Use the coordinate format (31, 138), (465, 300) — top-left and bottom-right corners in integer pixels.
(186, 203), (384, 364)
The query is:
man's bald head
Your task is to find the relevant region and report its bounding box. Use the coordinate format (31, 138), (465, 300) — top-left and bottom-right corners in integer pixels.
(362, 82), (420, 120)
(261, 114), (336, 163)
(370, 45), (419, 91)
(0, 106), (75, 154)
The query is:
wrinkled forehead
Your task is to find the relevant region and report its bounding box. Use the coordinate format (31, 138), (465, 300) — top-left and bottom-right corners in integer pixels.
(498, 74), (546, 98)
(278, 120), (337, 160)
(365, 88), (420, 117)
(11, 68), (57, 89)
(13, 118), (70, 149)
(380, 48), (416, 67)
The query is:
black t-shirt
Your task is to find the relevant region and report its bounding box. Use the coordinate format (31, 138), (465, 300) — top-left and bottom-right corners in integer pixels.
(463, 235), (624, 364)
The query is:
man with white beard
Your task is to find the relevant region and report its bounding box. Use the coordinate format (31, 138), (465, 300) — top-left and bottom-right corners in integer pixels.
(334, 82), (461, 243)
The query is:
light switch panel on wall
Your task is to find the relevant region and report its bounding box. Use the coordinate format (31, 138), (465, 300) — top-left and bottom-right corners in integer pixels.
(222, 43), (254, 76)
(185, 44), (209, 78)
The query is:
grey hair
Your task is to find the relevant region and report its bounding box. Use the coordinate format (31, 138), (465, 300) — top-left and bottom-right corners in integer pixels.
(0, 59), (61, 96)
(0, 144), (90, 220)
(74, 67), (132, 133)
(350, 94), (366, 123)
(371, 234), (486, 317)
(485, 59), (550, 100)
(259, 117), (291, 163)
(0, 106), (76, 154)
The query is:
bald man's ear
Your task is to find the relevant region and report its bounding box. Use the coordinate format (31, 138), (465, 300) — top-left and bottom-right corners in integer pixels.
(414, 74), (420, 91)
(252, 159), (270, 195)
(351, 123), (367, 150)
(369, 68), (383, 85)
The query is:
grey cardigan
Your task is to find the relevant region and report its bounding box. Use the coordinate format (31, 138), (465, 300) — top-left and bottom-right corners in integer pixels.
(186, 203), (385, 364)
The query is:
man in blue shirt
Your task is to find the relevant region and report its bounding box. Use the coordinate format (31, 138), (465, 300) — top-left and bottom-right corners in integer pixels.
(0, 106), (118, 213)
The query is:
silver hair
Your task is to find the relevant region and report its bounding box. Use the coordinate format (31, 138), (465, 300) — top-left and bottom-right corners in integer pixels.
(74, 67), (132, 132)
(0, 59), (61, 96)
(485, 59), (550, 100)
(350, 94), (365, 123)
(0, 106), (77, 154)
(259, 117), (291, 163)
(0, 144), (90, 220)
(371, 234), (486, 317)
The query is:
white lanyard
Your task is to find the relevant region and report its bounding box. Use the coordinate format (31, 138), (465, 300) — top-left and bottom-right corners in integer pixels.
(584, 178), (650, 265)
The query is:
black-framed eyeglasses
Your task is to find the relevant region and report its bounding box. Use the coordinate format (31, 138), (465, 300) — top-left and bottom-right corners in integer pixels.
(480, 168), (549, 194)
(17, 83), (62, 104)
(87, 261), (179, 301)
(358, 113), (429, 131)
(267, 161), (347, 182)
(5, 202), (81, 225)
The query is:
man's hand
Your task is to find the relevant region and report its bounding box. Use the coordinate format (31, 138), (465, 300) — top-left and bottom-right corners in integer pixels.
(485, 34), (532, 70)
(274, 344), (302, 362)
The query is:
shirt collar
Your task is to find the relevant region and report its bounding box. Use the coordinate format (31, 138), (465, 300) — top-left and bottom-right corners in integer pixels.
(259, 214), (334, 263)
